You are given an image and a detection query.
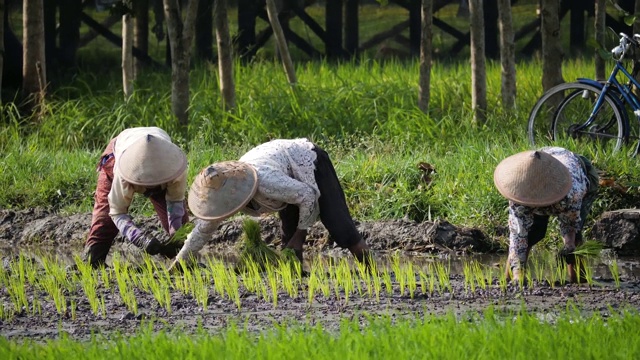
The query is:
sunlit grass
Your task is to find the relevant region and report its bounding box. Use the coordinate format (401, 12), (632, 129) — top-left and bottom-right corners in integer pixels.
(2, 308), (640, 359)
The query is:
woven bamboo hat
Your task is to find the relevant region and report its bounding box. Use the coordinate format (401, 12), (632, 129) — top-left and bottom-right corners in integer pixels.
(188, 161), (258, 220)
(117, 134), (187, 186)
(493, 150), (572, 207)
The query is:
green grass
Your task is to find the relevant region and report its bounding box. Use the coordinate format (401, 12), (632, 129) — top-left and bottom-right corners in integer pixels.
(1, 309), (639, 359)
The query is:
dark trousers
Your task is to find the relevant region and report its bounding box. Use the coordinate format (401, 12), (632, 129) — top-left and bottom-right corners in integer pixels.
(85, 138), (189, 255)
(278, 145), (361, 249)
(527, 155), (599, 262)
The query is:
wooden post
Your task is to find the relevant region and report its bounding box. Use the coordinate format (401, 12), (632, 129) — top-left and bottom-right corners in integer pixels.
(469, 0), (487, 123)
(265, 0), (297, 84)
(418, 0), (433, 113)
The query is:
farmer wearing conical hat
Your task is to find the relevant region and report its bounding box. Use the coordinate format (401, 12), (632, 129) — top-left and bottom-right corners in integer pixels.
(171, 138), (372, 268)
(494, 147), (599, 283)
(82, 127), (189, 267)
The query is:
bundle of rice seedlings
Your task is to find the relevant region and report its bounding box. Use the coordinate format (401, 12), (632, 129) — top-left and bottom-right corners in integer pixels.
(235, 218), (280, 273)
(571, 240), (604, 259)
(168, 221), (195, 247)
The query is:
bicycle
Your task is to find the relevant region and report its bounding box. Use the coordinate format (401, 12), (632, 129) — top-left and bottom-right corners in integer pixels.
(527, 32), (640, 156)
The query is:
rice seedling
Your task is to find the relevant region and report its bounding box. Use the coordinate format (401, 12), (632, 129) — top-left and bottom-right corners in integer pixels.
(265, 262), (280, 308)
(112, 255), (138, 315)
(277, 258), (300, 299)
(497, 266), (508, 293)
(191, 265), (211, 310)
(7, 256), (30, 312)
(434, 261), (451, 294)
(609, 258), (621, 288)
(354, 259), (373, 298)
(390, 253), (405, 296)
(405, 262), (417, 299)
(479, 263), (492, 290)
(74, 255), (103, 316)
(462, 260), (475, 294)
(531, 254), (545, 284)
(381, 266), (393, 296)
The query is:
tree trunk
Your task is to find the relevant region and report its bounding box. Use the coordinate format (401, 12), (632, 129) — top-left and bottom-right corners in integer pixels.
(22, 0), (46, 112)
(541, 0), (564, 91)
(594, 0), (605, 80)
(635, 0), (640, 36)
(134, 0), (149, 77)
(497, 0), (516, 110)
(58, 0), (81, 68)
(418, 0), (432, 113)
(469, 0), (487, 123)
(0, 0), (4, 98)
(123, 12), (134, 99)
(163, 0), (200, 128)
(214, 0), (235, 110)
(265, 0), (297, 85)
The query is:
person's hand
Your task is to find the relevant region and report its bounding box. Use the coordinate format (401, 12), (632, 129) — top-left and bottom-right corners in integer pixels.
(142, 237), (163, 256)
(157, 242), (183, 259)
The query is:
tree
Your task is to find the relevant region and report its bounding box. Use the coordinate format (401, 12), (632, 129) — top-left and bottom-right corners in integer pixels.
(541, 0), (564, 91)
(265, 0), (297, 85)
(122, 2), (134, 99)
(0, 0), (4, 99)
(214, 0), (235, 109)
(469, 0), (487, 123)
(418, 0), (432, 113)
(163, 0), (199, 128)
(595, 0), (606, 80)
(134, 0), (149, 76)
(22, 0), (46, 112)
(497, 0), (516, 110)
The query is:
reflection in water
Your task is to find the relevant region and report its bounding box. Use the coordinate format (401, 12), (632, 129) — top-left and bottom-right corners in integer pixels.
(2, 246), (640, 280)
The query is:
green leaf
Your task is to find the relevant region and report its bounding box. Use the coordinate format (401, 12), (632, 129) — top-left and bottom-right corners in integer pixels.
(624, 15), (637, 26)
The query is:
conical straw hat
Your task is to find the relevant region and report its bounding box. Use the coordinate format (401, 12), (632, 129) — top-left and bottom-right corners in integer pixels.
(188, 161), (258, 220)
(117, 134), (187, 186)
(493, 150), (572, 207)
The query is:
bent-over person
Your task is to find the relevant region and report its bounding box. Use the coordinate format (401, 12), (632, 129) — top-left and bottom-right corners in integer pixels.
(172, 138), (372, 268)
(83, 126), (189, 267)
(493, 146), (599, 283)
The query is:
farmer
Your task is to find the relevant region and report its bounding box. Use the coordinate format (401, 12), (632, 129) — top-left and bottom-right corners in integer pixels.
(82, 126), (189, 268)
(493, 147), (599, 283)
(171, 138), (372, 269)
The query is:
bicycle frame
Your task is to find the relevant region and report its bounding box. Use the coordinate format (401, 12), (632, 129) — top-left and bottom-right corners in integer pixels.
(576, 59), (640, 140)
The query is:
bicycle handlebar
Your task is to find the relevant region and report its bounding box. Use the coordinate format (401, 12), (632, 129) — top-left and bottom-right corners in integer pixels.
(612, 32), (639, 61)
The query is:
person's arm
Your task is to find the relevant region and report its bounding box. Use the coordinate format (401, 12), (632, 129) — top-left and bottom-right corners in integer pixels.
(109, 173), (156, 250)
(165, 170), (188, 235)
(257, 169), (319, 230)
(173, 218), (221, 264)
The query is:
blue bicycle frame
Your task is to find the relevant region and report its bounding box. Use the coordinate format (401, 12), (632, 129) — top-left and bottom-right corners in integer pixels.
(576, 60), (640, 142)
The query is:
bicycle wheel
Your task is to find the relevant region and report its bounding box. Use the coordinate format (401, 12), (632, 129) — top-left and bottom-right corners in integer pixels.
(528, 82), (627, 153)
